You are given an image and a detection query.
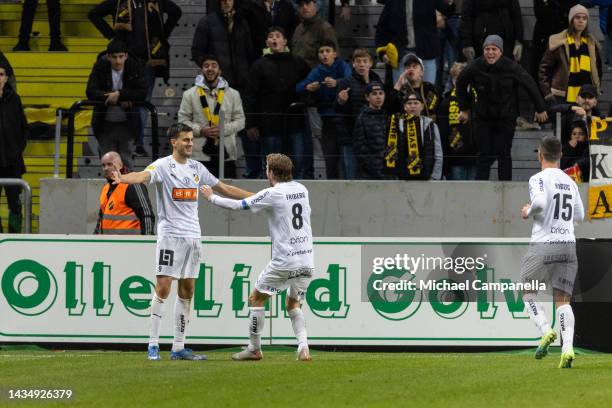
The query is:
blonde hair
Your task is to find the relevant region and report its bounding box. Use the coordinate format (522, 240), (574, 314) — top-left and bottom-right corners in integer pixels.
(449, 62), (467, 81)
(266, 153), (293, 182)
(352, 48), (373, 61)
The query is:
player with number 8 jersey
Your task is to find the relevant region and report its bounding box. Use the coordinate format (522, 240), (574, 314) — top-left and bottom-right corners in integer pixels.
(201, 153), (314, 362)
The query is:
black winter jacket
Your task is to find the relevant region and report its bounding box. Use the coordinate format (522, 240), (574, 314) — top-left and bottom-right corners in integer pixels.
(85, 56), (147, 138)
(88, 0), (182, 80)
(0, 84), (27, 172)
(353, 106), (389, 180)
(335, 69), (383, 144)
(241, 0), (299, 57)
(461, 0), (523, 58)
(191, 11), (254, 93)
(244, 52), (310, 136)
(456, 56), (546, 120)
(375, 0), (454, 60)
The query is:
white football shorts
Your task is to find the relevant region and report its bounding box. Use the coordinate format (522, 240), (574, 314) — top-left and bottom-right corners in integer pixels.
(255, 264), (313, 301)
(520, 243), (578, 295)
(155, 236), (202, 280)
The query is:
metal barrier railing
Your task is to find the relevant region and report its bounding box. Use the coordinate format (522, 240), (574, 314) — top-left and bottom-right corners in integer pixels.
(60, 100), (160, 178)
(0, 178), (32, 233)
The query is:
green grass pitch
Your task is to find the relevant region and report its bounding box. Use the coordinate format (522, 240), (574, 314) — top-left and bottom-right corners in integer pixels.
(2, 346), (612, 407)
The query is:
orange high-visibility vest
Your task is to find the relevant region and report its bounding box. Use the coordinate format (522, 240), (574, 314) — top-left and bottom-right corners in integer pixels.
(99, 183), (141, 234)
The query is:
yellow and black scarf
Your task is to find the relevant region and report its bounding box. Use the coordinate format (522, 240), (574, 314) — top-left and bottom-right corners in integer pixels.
(566, 34), (592, 103)
(385, 113), (422, 176)
(114, 0), (167, 66)
(198, 86), (225, 154)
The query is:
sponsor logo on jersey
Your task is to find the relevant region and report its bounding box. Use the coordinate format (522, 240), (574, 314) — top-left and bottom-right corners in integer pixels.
(172, 188), (197, 201)
(250, 191), (269, 205)
(145, 165), (156, 171)
(194, 174), (200, 183)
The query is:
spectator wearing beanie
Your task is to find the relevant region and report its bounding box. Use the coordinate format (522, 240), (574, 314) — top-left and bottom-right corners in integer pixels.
(539, 4), (602, 106)
(456, 35), (548, 181)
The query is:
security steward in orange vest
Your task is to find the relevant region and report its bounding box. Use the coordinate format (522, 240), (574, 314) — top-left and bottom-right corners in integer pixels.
(95, 151), (154, 234)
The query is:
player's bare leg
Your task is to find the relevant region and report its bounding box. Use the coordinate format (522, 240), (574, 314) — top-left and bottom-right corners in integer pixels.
(555, 289), (575, 368)
(232, 290), (269, 361)
(523, 289), (555, 359)
(147, 276), (172, 360)
(287, 296), (310, 361)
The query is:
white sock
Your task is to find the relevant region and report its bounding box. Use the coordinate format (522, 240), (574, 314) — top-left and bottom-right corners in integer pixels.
(172, 297), (192, 353)
(557, 304), (575, 353)
(289, 308), (308, 349)
(148, 295), (166, 347)
(248, 307), (265, 352)
(522, 294), (551, 335)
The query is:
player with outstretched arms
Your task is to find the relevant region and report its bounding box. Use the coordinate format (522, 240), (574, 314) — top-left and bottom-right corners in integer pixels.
(111, 123), (252, 361)
(201, 153), (314, 361)
(520, 135), (584, 368)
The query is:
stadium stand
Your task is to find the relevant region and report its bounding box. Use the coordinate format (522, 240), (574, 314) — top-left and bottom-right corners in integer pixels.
(2, 0), (612, 233)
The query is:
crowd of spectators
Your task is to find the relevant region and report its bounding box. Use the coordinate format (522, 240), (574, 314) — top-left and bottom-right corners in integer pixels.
(3, 0), (612, 187)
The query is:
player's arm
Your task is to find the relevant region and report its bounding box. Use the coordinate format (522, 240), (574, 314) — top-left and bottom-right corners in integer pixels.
(574, 186), (585, 223)
(211, 181), (253, 199)
(200, 185), (246, 210)
(522, 176), (546, 218)
(111, 170), (151, 185)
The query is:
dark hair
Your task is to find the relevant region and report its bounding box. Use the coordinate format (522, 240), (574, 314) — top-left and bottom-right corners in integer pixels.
(167, 123), (193, 141)
(106, 38), (129, 54)
(267, 26), (287, 39)
(266, 153), (293, 182)
(199, 54), (220, 67)
(539, 135), (562, 162)
(318, 39), (337, 51)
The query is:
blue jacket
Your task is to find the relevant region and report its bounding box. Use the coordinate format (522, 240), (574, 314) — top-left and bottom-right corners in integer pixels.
(296, 58), (351, 116)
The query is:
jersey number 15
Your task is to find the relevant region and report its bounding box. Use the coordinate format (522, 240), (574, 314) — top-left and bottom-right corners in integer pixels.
(553, 193), (573, 221)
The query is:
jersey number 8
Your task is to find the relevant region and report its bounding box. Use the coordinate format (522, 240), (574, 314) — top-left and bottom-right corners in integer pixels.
(292, 203), (303, 229)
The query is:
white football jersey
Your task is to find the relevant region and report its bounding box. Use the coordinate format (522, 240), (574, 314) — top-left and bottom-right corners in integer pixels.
(242, 181), (314, 270)
(145, 156), (219, 238)
(528, 168), (584, 243)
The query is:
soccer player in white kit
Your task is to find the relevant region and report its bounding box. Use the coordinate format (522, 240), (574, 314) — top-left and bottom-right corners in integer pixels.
(200, 153), (314, 361)
(111, 123), (252, 360)
(520, 135), (584, 368)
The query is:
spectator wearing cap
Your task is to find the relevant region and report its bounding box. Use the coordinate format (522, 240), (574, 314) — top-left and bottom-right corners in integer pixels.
(538, 4), (602, 106)
(86, 38), (147, 170)
(335, 48), (384, 179)
(438, 62), (477, 180)
(291, 0), (338, 69)
(383, 91), (443, 181)
(375, 0), (455, 86)
(191, 0), (254, 94)
(243, 27), (311, 178)
(353, 82), (390, 180)
(549, 83), (603, 145)
(388, 53), (440, 120)
(178, 54), (245, 178)
(461, 0), (524, 62)
(0, 61), (28, 233)
(456, 34), (548, 181)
